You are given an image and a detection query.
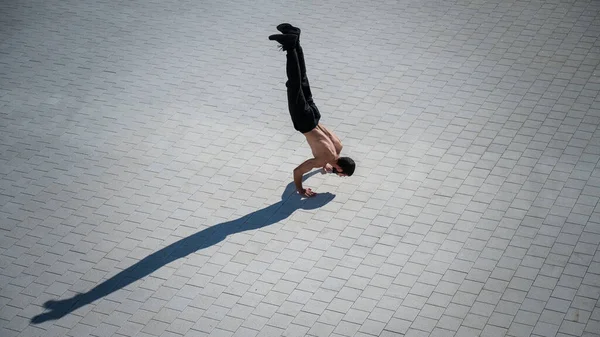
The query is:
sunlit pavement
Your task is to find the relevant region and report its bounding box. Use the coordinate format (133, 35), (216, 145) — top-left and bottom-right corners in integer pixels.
(1, 0), (600, 336)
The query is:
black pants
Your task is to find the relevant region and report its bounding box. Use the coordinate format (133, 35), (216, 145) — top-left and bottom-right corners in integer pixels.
(286, 43), (321, 133)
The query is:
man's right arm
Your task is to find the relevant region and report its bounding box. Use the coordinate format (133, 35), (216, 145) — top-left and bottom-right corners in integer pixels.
(333, 137), (343, 155)
(320, 125), (343, 154)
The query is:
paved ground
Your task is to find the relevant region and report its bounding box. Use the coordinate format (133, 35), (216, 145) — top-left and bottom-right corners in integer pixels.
(1, 0), (600, 336)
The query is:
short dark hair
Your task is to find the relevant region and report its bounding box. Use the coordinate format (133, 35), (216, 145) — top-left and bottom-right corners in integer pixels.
(337, 157), (355, 176)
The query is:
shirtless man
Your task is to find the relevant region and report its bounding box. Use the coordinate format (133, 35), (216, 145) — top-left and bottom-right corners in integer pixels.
(269, 24), (356, 197)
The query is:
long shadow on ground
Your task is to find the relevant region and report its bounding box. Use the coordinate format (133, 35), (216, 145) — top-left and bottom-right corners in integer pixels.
(32, 171), (333, 323)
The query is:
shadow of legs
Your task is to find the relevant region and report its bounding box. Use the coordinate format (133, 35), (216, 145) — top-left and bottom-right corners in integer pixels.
(31, 171), (332, 323)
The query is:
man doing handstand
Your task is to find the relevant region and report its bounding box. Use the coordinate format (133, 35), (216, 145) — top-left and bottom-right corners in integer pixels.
(269, 23), (356, 197)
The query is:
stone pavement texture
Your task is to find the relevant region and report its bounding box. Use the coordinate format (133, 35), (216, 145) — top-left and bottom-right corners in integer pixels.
(1, 0), (600, 336)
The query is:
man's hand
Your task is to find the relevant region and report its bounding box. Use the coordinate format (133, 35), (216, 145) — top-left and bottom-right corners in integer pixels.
(297, 187), (317, 198)
(323, 163), (333, 173)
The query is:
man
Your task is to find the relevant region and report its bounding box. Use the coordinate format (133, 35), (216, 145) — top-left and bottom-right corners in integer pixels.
(269, 23), (356, 197)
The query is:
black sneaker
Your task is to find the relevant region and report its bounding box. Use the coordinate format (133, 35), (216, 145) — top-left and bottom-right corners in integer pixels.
(276, 23), (301, 36)
(268, 34), (298, 51)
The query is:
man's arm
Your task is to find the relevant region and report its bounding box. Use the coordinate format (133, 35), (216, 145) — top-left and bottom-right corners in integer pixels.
(294, 158), (326, 196)
(334, 138), (343, 155)
(319, 125), (343, 155)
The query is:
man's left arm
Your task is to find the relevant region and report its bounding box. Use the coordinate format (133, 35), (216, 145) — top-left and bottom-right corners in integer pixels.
(294, 158), (326, 196)
(322, 125), (343, 155)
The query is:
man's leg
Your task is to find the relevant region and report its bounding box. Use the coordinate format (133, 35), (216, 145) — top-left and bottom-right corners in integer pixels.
(295, 43), (313, 103)
(285, 48), (308, 117)
(269, 33), (315, 133)
(295, 42), (320, 122)
(276, 24), (313, 103)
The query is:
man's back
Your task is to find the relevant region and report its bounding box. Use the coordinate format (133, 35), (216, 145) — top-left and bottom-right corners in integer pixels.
(303, 124), (342, 161)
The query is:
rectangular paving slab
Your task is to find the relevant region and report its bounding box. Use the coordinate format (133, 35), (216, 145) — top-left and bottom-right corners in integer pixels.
(1, 0), (599, 336)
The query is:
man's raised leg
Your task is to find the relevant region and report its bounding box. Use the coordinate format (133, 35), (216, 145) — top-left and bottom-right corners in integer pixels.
(277, 24), (313, 103)
(269, 33), (313, 132)
(285, 48), (309, 114)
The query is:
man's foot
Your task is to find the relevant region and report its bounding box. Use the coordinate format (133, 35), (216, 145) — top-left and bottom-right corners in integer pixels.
(268, 34), (297, 51)
(276, 23), (301, 37)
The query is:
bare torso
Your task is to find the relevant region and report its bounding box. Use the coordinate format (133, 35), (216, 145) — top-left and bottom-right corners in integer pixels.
(292, 123), (345, 196)
(303, 124), (342, 162)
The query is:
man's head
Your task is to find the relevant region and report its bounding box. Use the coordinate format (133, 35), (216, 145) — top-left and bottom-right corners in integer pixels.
(334, 157), (355, 176)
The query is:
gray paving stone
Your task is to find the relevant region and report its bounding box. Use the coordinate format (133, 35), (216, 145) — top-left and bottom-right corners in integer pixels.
(2, 0), (600, 336)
